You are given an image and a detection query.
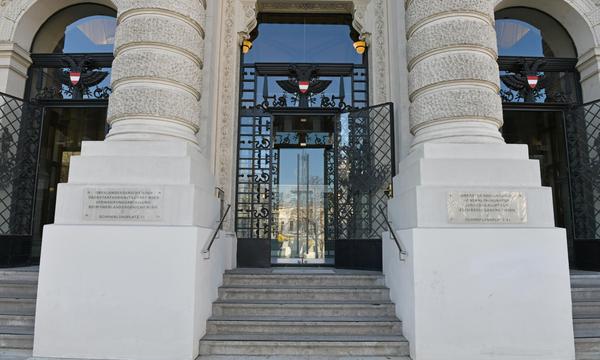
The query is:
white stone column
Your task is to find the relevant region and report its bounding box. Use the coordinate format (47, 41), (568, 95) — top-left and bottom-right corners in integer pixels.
(32, 3), (237, 360)
(383, 2), (575, 360)
(106, 0), (206, 144)
(406, 0), (504, 147)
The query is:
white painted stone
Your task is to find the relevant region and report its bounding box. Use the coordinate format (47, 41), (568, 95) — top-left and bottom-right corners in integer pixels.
(385, 143), (575, 359)
(0, 41), (31, 97)
(384, 228), (575, 360)
(33, 224), (236, 360)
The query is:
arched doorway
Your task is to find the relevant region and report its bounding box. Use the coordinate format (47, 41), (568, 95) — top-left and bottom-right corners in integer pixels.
(234, 13), (394, 269)
(27, 4), (116, 263)
(495, 7), (582, 266)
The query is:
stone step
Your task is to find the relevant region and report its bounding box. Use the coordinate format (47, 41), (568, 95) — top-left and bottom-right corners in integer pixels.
(206, 317), (402, 336)
(571, 275), (600, 288)
(218, 286), (390, 302)
(199, 356), (410, 360)
(572, 302), (600, 318)
(0, 315), (35, 328)
(0, 271), (38, 283)
(213, 301), (396, 318)
(0, 348), (32, 360)
(0, 328), (34, 349)
(572, 288), (600, 302)
(575, 338), (600, 360)
(223, 274), (385, 287)
(199, 335), (409, 357)
(0, 281), (37, 299)
(574, 318), (600, 338)
(0, 299), (36, 316)
(199, 355), (411, 360)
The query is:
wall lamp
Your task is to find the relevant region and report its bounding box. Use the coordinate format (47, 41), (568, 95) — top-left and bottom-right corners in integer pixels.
(242, 40), (253, 54)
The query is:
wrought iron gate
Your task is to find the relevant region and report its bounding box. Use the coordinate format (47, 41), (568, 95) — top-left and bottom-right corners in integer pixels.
(334, 103), (395, 269)
(0, 93), (43, 267)
(565, 99), (600, 269)
(234, 104), (395, 270)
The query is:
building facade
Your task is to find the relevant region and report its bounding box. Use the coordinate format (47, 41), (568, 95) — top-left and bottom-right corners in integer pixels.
(1, 0), (600, 359)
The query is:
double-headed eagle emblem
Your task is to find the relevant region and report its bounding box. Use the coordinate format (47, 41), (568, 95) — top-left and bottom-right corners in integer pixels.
(60, 56), (109, 99)
(500, 58), (546, 102)
(276, 65), (332, 107)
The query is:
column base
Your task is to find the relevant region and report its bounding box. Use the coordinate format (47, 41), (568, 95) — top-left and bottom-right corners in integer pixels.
(384, 143), (575, 360)
(32, 140), (234, 360)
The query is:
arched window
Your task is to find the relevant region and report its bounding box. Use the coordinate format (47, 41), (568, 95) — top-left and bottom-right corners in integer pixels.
(496, 8), (582, 267)
(31, 4), (116, 54)
(495, 7), (580, 104)
(26, 4), (117, 264)
(496, 7), (577, 58)
(28, 4), (116, 101)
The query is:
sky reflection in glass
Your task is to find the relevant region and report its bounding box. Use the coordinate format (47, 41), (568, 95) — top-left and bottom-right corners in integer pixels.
(244, 23), (361, 64)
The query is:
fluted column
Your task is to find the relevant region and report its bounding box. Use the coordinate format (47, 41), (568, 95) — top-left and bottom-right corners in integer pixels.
(406, 0), (504, 147)
(106, 0), (206, 144)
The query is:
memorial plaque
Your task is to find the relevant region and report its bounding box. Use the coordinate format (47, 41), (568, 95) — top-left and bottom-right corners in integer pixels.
(83, 187), (164, 222)
(447, 191), (527, 224)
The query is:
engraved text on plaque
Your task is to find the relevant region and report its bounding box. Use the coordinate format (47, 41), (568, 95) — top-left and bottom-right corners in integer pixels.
(447, 191), (528, 224)
(83, 188), (164, 222)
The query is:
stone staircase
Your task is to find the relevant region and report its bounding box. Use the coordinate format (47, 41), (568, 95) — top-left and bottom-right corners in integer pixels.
(0, 268), (37, 360)
(1, 267), (598, 359)
(571, 271), (600, 359)
(199, 268), (410, 359)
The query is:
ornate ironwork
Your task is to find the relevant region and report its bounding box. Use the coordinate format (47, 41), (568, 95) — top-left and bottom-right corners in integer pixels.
(275, 65), (332, 108)
(0, 92), (43, 237)
(565, 100), (600, 242)
(241, 63), (368, 111)
(235, 113), (273, 241)
(499, 56), (579, 104)
(29, 53), (113, 101)
(335, 103), (395, 240)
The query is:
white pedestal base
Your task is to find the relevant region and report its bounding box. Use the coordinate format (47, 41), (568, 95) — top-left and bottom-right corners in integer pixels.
(384, 228), (574, 360)
(34, 225), (235, 360)
(31, 141), (234, 360)
(384, 143), (575, 360)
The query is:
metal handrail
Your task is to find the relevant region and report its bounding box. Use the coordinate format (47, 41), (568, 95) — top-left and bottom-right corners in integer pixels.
(378, 204), (408, 260)
(202, 204), (232, 258)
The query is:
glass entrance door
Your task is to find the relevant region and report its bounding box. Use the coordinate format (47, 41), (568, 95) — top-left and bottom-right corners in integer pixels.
(270, 115), (334, 265)
(272, 148), (330, 264)
(31, 106), (107, 261)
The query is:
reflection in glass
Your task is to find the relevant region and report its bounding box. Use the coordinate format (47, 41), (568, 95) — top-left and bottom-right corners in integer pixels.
(271, 115), (335, 264)
(31, 107), (107, 261)
(32, 4), (117, 54)
(244, 14), (362, 64)
(495, 8), (576, 58)
(272, 148), (331, 263)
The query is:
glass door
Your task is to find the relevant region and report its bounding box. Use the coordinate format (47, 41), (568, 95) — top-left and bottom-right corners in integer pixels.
(272, 148), (331, 264)
(270, 114), (334, 265)
(31, 106), (107, 260)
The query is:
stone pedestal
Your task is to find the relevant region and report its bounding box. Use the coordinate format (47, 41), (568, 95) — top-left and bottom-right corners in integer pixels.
(32, 141), (234, 360)
(384, 143), (575, 360)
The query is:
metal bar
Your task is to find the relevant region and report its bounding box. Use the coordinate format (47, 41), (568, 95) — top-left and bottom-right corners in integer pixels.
(202, 204), (232, 258)
(377, 204), (407, 260)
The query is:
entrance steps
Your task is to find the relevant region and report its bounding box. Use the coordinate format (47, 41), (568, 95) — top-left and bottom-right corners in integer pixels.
(0, 268), (37, 360)
(199, 268), (409, 358)
(0, 268), (596, 359)
(572, 271), (600, 359)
